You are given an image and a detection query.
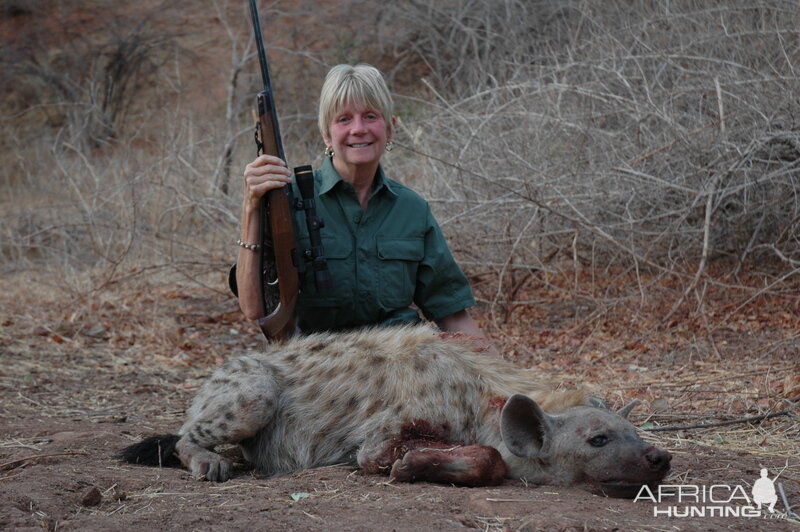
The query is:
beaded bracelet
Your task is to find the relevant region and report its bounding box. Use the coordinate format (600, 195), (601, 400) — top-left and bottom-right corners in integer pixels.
(236, 238), (259, 251)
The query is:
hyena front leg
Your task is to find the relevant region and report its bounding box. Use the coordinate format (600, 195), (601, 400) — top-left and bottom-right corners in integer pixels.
(176, 355), (280, 481)
(390, 445), (508, 487)
(356, 419), (508, 487)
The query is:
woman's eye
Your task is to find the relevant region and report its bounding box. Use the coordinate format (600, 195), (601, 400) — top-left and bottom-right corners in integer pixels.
(588, 435), (608, 447)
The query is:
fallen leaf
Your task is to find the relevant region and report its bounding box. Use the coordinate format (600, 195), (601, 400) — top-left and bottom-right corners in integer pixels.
(84, 325), (107, 339)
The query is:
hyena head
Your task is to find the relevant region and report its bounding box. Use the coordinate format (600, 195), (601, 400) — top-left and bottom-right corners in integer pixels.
(500, 394), (671, 498)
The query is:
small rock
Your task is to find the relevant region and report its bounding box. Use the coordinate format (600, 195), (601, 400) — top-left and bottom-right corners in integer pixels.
(80, 486), (102, 507)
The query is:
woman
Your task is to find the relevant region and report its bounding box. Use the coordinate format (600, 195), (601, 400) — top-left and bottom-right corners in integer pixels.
(235, 64), (495, 351)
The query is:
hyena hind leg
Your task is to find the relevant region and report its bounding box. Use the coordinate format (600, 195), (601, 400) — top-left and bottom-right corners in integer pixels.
(176, 355), (280, 481)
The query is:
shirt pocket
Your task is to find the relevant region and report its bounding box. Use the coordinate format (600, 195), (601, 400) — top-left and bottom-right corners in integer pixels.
(376, 237), (425, 307)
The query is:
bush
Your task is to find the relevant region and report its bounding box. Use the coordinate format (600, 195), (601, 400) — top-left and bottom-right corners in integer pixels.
(385, 0), (800, 278)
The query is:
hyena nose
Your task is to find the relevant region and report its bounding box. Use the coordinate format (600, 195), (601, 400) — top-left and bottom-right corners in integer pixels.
(644, 447), (672, 471)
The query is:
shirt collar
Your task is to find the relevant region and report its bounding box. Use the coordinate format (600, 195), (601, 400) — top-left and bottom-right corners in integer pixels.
(317, 157), (399, 198)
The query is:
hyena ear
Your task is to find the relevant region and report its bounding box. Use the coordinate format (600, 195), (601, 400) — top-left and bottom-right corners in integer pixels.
(501, 394), (553, 459)
(616, 399), (639, 419)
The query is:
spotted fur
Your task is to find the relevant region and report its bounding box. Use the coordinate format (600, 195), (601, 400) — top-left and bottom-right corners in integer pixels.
(120, 324), (670, 496)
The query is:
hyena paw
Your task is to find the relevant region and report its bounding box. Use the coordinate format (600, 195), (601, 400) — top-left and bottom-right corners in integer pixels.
(389, 457), (413, 483)
(188, 452), (232, 482)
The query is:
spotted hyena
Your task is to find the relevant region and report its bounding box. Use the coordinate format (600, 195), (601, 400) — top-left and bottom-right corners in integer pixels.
(120, 325), (671, 497)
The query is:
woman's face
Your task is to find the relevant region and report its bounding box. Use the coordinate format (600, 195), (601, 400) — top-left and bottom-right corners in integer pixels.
(324, 101), (391, 170)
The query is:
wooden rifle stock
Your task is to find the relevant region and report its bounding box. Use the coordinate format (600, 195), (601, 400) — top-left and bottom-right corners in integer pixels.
(255, 100), (298, 340)
(249, 0), (298, 341)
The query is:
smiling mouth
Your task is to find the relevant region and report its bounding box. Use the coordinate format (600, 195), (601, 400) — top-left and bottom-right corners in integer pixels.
(349, 142), (373, 148)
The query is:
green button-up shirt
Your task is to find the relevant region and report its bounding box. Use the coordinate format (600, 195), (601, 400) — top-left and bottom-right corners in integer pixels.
(292, 157), (474, 332)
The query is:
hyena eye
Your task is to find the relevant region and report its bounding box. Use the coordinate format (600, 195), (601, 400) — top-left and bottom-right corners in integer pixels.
(588, 435), (609, 447)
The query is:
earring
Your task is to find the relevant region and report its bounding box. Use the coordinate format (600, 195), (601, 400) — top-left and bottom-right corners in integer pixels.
(385, 141), (395, 152)
(324, 146), (334, 157)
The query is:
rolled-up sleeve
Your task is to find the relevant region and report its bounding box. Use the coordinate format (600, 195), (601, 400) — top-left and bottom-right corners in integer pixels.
(414, 206), (476, 321)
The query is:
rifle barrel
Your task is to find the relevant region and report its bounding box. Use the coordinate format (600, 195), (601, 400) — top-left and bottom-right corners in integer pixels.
(248, 0), (271, 91)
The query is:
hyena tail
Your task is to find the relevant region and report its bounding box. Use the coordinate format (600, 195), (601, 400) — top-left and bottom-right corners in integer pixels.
(118, 434), (181, 468)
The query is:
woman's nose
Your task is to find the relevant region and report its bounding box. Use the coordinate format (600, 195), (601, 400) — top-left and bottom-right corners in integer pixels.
(351, 116), (368, 133)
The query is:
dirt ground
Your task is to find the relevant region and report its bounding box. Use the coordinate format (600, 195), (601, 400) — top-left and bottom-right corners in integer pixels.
(1, 272), (798, 531)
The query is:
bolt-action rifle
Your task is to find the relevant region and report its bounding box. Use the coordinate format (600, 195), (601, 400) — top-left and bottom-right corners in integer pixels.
(245, 0), (331, 341)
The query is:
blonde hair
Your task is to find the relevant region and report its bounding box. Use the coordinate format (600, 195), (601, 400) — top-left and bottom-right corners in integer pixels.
(318, 64), (394, 138)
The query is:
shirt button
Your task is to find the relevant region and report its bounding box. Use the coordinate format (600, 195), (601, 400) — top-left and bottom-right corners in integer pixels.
(353, 215), (361, 223)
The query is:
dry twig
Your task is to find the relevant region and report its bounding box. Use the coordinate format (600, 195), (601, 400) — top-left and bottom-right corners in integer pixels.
(0, 452), (90, 472)
(645, 409), (794, 432)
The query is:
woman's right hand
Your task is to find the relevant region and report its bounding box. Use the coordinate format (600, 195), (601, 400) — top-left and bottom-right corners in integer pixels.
(243, 154), (293, 208)
(237, 154), (292, 319)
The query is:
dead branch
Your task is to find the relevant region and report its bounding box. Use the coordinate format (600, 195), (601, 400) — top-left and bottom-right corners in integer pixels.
(644, 409), (794, 432)
(660, 171), (721, 326)
(777, 482), (800, 521)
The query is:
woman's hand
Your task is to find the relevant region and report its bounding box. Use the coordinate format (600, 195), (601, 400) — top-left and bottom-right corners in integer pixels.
(436, 309), (502, 358)
(243, 155), (293, 209)
(236, 154), (292, 320)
